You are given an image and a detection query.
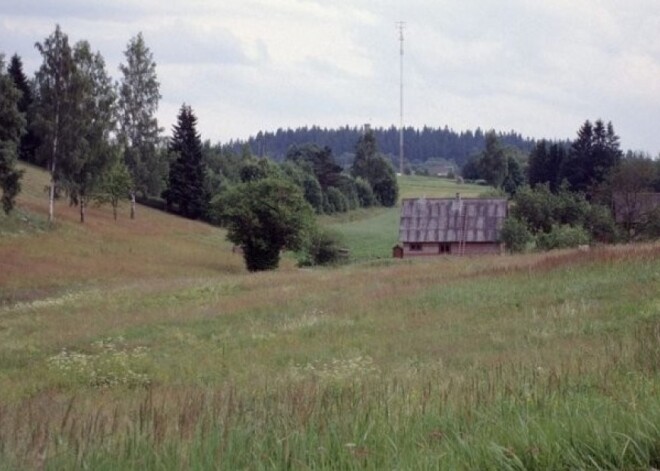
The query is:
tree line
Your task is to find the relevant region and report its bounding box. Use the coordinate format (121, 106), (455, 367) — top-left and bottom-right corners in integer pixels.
(230, 125), (535, 169)
(466, 121), (660, 250)
(0, 26), (162, 223)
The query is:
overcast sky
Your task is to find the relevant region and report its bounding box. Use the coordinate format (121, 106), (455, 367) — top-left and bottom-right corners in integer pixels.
(1, 0), (659, 154)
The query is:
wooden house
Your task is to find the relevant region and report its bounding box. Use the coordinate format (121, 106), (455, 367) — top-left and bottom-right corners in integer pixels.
(397, 194), (507, 257)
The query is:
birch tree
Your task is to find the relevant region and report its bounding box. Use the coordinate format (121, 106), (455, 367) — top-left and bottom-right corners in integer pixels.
(117, 33), (162, 219)
(33, 25), (77, 224)
(60, 40), (116, 223)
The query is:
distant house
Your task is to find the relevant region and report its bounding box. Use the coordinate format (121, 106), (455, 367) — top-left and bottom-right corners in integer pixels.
(395, 194), (508, 257)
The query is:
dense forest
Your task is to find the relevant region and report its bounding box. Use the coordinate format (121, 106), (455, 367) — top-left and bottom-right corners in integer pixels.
(228, 125), (536, 169)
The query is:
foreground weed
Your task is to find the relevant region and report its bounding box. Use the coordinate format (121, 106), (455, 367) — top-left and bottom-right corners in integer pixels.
(47, 337), (150, 388)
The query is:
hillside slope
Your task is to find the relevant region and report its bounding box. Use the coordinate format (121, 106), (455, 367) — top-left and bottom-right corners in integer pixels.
(0, 163), (244, 301)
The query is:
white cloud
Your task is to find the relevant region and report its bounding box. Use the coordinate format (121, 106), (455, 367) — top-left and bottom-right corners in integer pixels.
(0, 0), (658, 153)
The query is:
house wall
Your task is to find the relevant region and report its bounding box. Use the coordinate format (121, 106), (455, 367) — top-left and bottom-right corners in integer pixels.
(460, 242), (502, 255)
(402, 242), (501, 257)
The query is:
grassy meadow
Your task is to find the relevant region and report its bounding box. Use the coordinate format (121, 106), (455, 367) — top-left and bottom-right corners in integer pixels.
(1, 164), (660, 469)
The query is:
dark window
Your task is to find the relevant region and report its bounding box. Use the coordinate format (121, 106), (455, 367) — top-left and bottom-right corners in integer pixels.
(439, 243), (451, 253)
(410, 243), (422, 251)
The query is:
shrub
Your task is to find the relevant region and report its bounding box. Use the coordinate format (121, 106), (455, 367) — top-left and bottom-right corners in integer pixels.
(536, 224), (591, 250)
(585, 204), (619, 243)
(325, 187), (349, 213)
(354, 177), (375, 207)
(298, 228), (347, 267)
(501, 217), (533, 253)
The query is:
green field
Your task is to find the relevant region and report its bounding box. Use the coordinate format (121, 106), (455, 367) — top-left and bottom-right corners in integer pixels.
(1, 165), (660, 469)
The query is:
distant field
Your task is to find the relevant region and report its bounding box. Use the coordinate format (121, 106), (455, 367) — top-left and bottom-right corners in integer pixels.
(397, 174), (485, 199)
(1, 165), (660, 469)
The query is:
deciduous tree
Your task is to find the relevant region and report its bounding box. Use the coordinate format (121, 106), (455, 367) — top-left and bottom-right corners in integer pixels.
(60, 41), (117, 223)
(32, 25), (78, 224)
(96, 158), (132, 221)
(213, 177), (313, 271)
(351, 129), (399, 207)
(118, 32), (163, 219)
(478, 131), (507, 188)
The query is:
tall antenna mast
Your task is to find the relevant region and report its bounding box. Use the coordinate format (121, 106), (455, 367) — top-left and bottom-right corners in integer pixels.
(396, 21), (405, 175)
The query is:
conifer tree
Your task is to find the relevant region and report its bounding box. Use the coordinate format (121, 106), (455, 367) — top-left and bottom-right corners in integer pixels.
(0, 55), (25, 214)
(8, 54), (39, 164)
(562, 120), (621, 196)
(166, 104), (208, 219)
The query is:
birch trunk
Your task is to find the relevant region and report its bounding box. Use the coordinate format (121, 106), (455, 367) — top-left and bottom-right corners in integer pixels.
(48, 102), (60, 225)
(48, 138), (57, 224)
(80, 199), (86, 223)
(130, 191), (136, 219)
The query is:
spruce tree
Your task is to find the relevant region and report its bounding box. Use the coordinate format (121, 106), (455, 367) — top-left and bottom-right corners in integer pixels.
(166, 104), (208, 219)
(8, 54), (39, 164)
(0, 55), (25, 214)
(562, 120), (622, 196)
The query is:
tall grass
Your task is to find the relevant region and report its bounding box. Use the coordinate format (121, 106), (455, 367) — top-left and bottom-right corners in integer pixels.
(0, 244), (658, 469)
(2, 165), (660, 468)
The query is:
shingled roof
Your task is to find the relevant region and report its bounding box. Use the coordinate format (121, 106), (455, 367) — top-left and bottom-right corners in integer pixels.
(399, 196), (508, 243)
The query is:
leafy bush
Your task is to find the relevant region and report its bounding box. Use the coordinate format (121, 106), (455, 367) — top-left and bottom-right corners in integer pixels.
(501, 217), (533, 253)
(585, 204), (619, 243)
(637, 207), (660, 240)
(325, 187), (349, 213)
(298, 228), (347, 267)
(536, 224), (591, 250)
(354, 177), (375, 207)
(212, 177), (314, 271)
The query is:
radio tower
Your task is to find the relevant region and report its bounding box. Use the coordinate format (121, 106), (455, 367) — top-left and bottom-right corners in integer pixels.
(397, 21), (405, 175)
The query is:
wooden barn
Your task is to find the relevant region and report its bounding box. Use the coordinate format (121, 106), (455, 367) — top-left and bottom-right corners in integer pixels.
(396, 194), (508, 257)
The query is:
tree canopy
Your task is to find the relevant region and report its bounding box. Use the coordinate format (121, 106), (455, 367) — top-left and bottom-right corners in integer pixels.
(118, 32), (163, 218)
(351, 129), (399, 207)
(213, 177), (313, 271)
(32, 25), (79, 223)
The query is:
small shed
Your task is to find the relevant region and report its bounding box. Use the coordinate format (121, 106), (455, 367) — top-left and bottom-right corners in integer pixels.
(397, 194), (508, 257)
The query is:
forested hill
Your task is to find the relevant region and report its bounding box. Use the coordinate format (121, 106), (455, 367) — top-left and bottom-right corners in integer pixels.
(229, 125), (536, 167)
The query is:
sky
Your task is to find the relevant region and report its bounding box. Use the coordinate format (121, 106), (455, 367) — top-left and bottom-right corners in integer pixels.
(1, 0), (659, 154)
